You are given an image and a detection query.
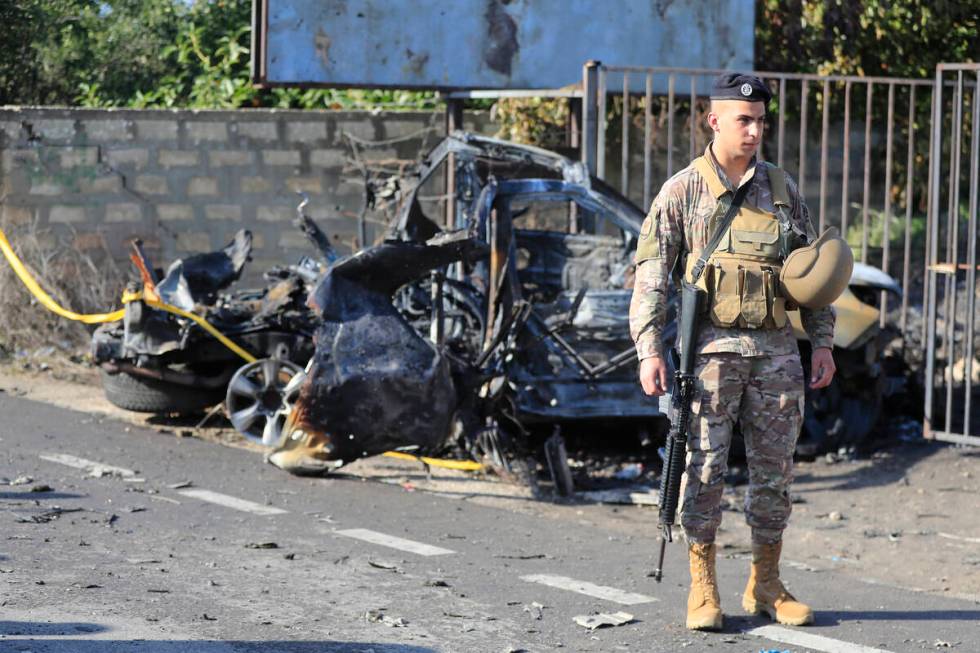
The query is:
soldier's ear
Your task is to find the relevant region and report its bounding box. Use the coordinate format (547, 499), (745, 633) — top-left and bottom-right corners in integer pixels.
(707, 111), (720, 133)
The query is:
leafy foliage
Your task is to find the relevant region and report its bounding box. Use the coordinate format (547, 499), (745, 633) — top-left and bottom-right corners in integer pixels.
(1, 0), (441, 110)
(756, 0), (976, 78)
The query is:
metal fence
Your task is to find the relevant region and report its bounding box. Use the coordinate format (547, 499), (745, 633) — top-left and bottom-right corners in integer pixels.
(924, 64), (980, 445)
(580, 62), (935, 338)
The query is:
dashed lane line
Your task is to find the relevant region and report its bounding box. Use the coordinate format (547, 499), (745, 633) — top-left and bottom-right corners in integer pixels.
(747, 625), (894, 653)
(336, 528), (455, 556)
(520, 573), (657, 605)
(39, 453), (137, 478)
(176, 488), (287, 516)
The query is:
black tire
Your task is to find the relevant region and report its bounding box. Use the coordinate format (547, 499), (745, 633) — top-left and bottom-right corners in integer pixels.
(100, 370), (223, 414)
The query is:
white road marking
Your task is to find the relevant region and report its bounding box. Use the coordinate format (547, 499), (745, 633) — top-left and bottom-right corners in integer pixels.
(336, 528), (454, 556)
(39, 453), (136, 478)
(520, 573), (657, 605)
(747, 625), (894, 653)
(176, 489), (287, 516)
(938, 531), (980, 543)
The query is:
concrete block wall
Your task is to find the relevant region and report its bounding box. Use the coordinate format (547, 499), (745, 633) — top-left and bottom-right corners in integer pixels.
(0, 107), (490, 283)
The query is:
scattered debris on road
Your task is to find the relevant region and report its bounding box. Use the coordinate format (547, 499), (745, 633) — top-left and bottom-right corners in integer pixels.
(572, 611), (634, 630)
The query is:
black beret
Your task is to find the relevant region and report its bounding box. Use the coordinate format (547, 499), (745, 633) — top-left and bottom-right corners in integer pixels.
(710, 73), (772, 104)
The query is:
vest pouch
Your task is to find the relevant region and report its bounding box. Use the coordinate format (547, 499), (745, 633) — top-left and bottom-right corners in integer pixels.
(708, 262), (741, 327)
(729, 207), (781, 259)
(764, 267), (788, 328)
(740, 267), (768, 327)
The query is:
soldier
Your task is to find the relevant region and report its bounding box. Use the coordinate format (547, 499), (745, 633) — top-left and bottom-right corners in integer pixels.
(629, 72), (846, 631)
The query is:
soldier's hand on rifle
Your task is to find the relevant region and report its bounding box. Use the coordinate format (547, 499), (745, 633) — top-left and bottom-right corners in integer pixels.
(809, 347), (836, 389)
(640, 356), (669, 396)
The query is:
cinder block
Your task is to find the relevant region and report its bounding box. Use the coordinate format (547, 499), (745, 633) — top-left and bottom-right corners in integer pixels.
(59, 146), (100, 167)
(186, 121), (228, 143)
(106, 148), (149, 169)
(310, 149), (346, 168)
(2, 148), (39, 171)
(49, 205), (86, 224)
(32, 119), (76, 141)
(72, 232), (109, 252)
(240, 176), (272, 193)
(383, 119), (434, 138)
(29, 180), (64, 196)
(209, 150), (253, 167)
(204, 204), (242, 220)
(156, 204), (194, 221)
(158, 150), (199, 167)
(257, 206), (292, 222)
(187, 177), (219, 196)
(85, 120), (132, 142)
(278, 230), (312, 249)
(286, 121), (327, 143)
(136, 120), (178, 141)
(0, 205), (33, 226)
(134, 175), (169, 195)
(176, 231), (213, 253)
(81, 175), (122, 194)
(0, 121), (22, 141)
(357, 147), (399, 162)
(237, 121), (278, 140)
(334, 120), (376, 142)
(262, 150), (301, 166)
(105, 203), (142, 222)
(286, 177), (322, 194)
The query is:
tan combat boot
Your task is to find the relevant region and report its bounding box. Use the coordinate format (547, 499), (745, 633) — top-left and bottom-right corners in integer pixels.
(686, 542), (723, 630)
(742, 541), (814, 625)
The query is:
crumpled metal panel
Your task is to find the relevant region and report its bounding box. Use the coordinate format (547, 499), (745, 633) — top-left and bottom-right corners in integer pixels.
(268, 235), (488, 474)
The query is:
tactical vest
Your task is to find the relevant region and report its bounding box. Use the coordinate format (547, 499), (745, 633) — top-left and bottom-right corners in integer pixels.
(684, 157), (794, 330)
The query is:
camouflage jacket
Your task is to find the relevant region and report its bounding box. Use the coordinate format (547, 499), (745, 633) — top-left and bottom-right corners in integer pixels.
(629, 144), (836, 360)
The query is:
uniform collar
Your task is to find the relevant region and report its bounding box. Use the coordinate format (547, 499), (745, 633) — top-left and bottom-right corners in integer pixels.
(705, 143), (758, 197)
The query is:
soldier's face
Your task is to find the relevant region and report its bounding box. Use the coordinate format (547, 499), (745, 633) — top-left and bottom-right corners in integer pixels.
(708, 100), (766, 159)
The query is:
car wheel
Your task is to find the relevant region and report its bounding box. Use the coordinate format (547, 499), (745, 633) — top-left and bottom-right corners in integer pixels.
(100, 369), (223, 414)
(225, 358), (305, 446)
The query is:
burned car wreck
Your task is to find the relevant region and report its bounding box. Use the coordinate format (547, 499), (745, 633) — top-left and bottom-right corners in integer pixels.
(269, 133), (650, 476)
(267, 131), (906, 477)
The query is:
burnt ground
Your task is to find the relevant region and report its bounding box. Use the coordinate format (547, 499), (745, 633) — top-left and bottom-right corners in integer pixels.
(2, 353), (979, 607)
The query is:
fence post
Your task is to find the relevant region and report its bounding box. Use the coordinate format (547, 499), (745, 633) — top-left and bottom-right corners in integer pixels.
(582, 60), (601, 177)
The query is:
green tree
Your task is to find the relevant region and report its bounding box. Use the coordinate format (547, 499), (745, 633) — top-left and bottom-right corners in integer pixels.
(756, 0), (977, 77)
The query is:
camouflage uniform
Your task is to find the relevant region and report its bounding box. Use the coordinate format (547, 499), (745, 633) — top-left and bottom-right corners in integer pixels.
(630, 144), (835, 545)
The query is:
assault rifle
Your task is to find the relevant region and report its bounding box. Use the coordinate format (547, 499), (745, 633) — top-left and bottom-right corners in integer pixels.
(652, 281), (705, 582)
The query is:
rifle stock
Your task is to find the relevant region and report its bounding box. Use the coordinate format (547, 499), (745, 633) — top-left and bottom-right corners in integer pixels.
(653, 281), (705, 582)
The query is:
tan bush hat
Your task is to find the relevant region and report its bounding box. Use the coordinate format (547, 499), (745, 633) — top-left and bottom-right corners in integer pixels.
(779, 227), (854, 309)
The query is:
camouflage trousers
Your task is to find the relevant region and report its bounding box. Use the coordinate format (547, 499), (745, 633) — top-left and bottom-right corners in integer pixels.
(679, 352), (805, 545)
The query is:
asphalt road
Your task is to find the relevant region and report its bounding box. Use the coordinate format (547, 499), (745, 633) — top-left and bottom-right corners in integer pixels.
(1, 393), (978, 653)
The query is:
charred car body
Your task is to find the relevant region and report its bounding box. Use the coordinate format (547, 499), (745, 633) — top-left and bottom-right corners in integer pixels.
(267, 132), (905, 476)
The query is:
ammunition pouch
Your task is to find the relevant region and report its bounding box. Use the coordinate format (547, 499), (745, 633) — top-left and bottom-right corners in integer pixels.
(686, 258), (788, 330)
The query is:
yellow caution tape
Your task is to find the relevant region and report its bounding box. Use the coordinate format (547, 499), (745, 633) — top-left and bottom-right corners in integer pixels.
(382, 451), (484, 472)
(0, 226), (256, 363)
(0, 227), (126, 324)
(139, 295), (257, 364)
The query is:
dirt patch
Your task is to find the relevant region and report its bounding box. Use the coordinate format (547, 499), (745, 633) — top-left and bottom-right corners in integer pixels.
(2, 358), (978, 603)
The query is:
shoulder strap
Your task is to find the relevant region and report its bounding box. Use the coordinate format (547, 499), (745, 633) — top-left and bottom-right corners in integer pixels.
(767, 164), (791, 207)
(692, 156), (728, 199)
(688, 177), (752, 283)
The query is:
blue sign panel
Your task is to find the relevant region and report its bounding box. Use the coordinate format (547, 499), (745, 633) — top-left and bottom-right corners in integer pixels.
(255, 0), (755, 90)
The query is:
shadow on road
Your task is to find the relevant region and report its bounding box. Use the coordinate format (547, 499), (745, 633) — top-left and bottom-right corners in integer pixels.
(793, 441), (946, 493)
(0, 621), (109, 635)
(0, 491), (85, 500)
(816, 609), (980, 624)
(0, 636), (436, 652)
